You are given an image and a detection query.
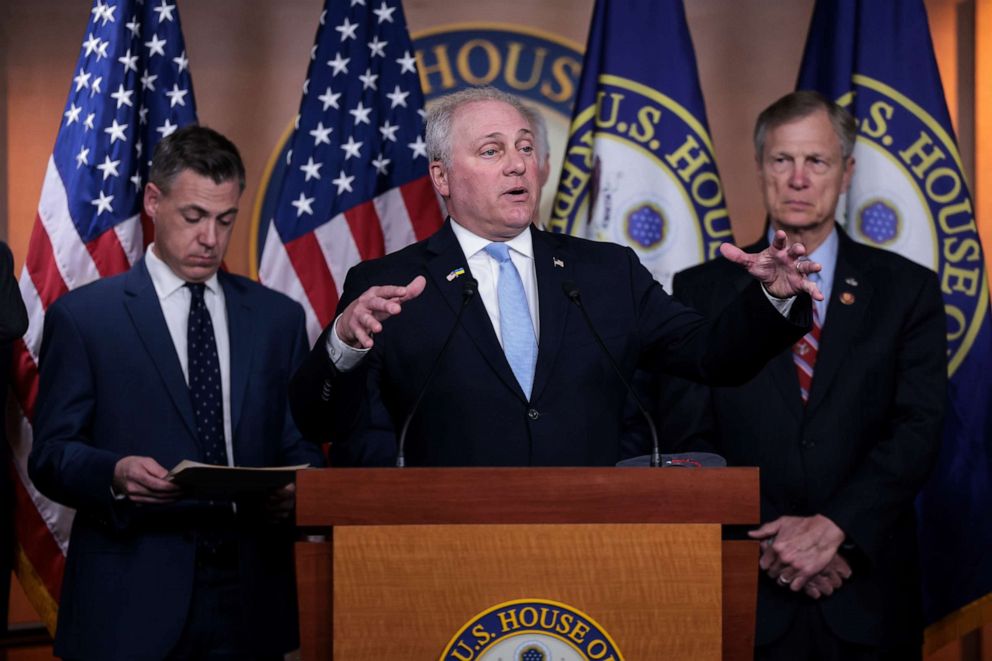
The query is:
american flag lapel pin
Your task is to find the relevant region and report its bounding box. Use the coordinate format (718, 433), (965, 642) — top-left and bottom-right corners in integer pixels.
(446, 267), (465, 282)
(553, 257), (564, 268)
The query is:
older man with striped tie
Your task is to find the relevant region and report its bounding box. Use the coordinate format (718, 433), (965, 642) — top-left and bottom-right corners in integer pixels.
(657, 91), (946, 660)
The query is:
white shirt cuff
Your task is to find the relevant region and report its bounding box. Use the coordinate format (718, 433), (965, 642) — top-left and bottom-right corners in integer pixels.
(761, 285), (796, 317)
(326, 315), (370, 372)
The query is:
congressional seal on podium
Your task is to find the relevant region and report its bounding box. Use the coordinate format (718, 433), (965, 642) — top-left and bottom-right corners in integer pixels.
(440, 599), (624, 661)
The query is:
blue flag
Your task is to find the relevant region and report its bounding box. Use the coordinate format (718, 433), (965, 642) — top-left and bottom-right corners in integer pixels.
(550, 0), (729, 289)
(798, 0), (992, 647)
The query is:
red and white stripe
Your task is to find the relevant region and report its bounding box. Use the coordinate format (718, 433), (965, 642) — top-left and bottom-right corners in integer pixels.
(8, 156), (147, 628)
(259, 175), (442, 343)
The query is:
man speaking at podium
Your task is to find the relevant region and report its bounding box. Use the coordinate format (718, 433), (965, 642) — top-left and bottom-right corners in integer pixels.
(290, 86), (819, 468)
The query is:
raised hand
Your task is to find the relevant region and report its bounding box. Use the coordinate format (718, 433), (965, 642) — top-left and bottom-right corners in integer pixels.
(719, 230), (824, 301)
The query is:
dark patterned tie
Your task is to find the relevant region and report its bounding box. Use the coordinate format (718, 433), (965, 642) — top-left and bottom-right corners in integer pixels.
(186, 283), (227, 466)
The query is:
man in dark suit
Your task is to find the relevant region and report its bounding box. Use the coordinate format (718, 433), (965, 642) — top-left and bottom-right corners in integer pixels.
(0, 240), (28, 634)
(28, 126), (323, 660)
(659, 92), (945, 660)
(290, 86), (822, 468)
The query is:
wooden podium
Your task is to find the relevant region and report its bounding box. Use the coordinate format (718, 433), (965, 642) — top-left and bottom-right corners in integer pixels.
(295, 467), (760, 660)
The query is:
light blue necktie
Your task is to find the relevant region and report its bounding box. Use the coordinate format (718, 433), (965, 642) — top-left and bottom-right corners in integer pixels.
(485, 242), (538, 398)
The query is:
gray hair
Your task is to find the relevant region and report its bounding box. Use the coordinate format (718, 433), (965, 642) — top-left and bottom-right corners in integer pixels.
(521, 104), (550, 163)
(753, 90), (856, 161)
(425, 86), (535, 169)
(149, 124), (246, 193)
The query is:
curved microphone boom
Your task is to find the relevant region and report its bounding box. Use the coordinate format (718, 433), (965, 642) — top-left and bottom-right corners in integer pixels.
(396, 277), (478, 467)
(561, 281), (663, 468)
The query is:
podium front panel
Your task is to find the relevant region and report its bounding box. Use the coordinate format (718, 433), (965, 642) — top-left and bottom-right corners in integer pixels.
(331, 523), (722, 660)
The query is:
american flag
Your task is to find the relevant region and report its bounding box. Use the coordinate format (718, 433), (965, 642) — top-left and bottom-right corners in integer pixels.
(9, 0), (197, 630)
(258, 0), (442, 342)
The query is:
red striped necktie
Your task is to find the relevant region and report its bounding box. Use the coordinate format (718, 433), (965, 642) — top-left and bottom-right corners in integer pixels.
(793, 307), (822, 404)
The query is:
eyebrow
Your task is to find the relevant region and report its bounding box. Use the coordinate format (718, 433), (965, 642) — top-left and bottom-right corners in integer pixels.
(180, 204), (238, 218)
(477, 128), (534, 142)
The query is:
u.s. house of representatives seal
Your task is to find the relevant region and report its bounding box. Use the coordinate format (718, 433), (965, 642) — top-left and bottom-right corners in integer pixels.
(837, 75), (988, 376)
(440, 599), (624, 661)
(550, 75), (731, 290)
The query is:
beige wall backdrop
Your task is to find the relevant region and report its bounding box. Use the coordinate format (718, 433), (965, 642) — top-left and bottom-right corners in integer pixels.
(0, 0), (970, 277)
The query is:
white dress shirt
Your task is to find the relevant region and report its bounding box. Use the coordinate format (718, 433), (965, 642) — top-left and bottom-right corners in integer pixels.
(145, 245), (234, 466)
(328, 219), (541, 369)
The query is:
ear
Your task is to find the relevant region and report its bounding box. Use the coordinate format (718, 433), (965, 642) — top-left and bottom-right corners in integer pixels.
(755, 153), (766, 190)
(143, 182), (163, 220)
(429, 160), (449, 198)
(841, 156), (855, 193)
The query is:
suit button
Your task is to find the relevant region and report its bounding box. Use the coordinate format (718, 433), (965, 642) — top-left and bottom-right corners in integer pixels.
(527, 408), (540, 421)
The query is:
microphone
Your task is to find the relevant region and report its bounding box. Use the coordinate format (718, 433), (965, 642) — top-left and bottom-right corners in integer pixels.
(561, 281), (663, 468)
(396, 277), (478, 467)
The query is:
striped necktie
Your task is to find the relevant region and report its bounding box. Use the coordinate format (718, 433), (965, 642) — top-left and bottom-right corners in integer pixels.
(793, 305), (822, 405)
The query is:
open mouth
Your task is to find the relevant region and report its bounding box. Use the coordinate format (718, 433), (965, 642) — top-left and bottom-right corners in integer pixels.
(504, 187), (529, 199)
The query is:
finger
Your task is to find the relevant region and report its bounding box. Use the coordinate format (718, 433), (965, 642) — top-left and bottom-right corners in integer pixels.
(138, 459), (172, 480)
(786, 241), (808, 259)
(770, 230), (788, 250)
(749, 520), (781, 540)
(834, 556), (853, 579)
(824, 570), (843, 589)
(804, 279), (826, 302)
(759, 546), (778, 571)
(718, 242), (751, 267)
(398, 275), (427, 302)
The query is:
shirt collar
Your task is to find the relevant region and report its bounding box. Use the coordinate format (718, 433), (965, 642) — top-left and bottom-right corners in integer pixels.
(144, 244), (221, 300)
(449, 217), (534, 260)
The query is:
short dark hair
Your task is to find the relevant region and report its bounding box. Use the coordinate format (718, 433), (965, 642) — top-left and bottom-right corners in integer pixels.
(753, 90), (856, 161)
(149, 125), (246, 193)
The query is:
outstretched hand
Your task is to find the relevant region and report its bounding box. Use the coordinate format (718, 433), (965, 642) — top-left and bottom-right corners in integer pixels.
(336, 275), (427, 349)
(719, 230), (824, 301)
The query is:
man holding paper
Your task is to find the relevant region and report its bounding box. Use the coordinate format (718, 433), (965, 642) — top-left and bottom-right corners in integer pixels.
(29, 126), (323, 660)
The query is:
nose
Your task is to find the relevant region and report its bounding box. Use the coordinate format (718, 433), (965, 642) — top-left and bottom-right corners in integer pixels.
(788, 163), (810, 189)
(504, 148), (526, 176)
(199, 220), (218, 248)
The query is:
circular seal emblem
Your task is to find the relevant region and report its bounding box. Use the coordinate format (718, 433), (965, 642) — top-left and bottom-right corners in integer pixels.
(550, 75), (731, 290)
(836, 74), (989, 376)
(440, 599), (624, 661)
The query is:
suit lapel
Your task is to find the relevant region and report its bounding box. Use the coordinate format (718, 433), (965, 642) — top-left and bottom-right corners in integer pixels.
(530, 228), (573, 401)
(222, 273), (252, 445)
(122, 260), (199, 444)
(424, 221), (525, 399)
(806, 235), (871, 415)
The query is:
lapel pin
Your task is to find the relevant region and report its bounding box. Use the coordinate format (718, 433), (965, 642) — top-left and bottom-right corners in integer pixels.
(844, 277), (859, 287)
(553, 257), (564, 268)
(446, 267), (465, 282)
(840, 291), (856, 305)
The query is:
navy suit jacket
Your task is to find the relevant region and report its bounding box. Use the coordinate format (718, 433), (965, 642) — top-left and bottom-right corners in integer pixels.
(291, 221), (810, 467)
(29, 258), (324, 660)
(662, 228), (946, 648)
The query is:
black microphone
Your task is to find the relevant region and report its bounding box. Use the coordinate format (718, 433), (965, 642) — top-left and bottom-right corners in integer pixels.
(562, 281), (663, 468)
(396, 277), (478, 467)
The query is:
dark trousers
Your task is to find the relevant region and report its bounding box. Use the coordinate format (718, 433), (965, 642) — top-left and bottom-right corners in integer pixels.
(756, 601), (922, 661)
(166, 544), (282, 661)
